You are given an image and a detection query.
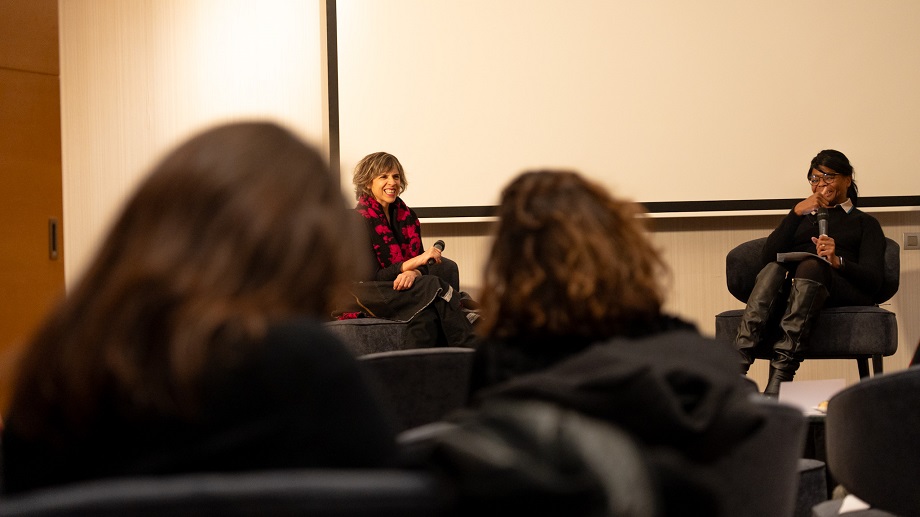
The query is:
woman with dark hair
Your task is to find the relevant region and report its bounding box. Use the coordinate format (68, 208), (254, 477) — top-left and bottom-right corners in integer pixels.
(734, 149), (887, 396)
(349, 152), (476, 348)
(1, 122), (398, 494)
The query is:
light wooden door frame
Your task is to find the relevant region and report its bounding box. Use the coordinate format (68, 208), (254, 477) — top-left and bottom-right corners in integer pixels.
(0, 0), (63, 412)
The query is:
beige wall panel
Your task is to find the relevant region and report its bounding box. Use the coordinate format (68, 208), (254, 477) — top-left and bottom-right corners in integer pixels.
(60, 0), (326, 283)
(417, 221), (495, 295)
(0, 0), (58, 74)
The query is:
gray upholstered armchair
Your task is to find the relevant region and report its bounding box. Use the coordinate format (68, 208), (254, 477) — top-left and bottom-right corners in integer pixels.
(812, 367), (920, 516)
(0, 469), (454, 516)
(359, 347), (475, 433)
(715, 237), (900, 378)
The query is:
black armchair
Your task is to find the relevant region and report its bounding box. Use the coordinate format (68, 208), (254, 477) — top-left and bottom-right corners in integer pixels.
(0, 469), (454, 517)
(712, 396), (809, 517)
(812, 367), (920, 516)
(715, 237), (900, 378)
(359, 347), (475, 433)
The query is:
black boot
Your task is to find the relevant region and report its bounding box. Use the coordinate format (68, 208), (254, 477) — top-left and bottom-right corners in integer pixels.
(763, 278), (829, 397)
(764, 366), (795, 398)
(735, 262), (789, 374)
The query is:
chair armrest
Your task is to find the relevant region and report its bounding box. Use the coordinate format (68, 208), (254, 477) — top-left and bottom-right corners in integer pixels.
(726, 238), (767, 303)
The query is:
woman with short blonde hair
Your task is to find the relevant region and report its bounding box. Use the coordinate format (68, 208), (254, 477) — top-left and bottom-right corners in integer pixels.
(347, 151), (476, 348)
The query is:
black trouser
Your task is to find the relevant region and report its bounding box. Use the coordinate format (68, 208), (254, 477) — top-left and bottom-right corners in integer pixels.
(404, 282), (476, 348)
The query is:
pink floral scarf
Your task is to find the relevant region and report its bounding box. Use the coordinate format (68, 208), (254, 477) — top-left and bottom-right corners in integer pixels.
(355, 194), (423, 269)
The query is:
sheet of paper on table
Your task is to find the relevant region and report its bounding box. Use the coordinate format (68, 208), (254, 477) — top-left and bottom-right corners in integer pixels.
(778, 378), (846, 416)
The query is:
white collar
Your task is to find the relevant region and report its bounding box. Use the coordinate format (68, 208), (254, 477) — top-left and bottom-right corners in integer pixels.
(811, 198), (853, 216)
(837, 198), (854, 213)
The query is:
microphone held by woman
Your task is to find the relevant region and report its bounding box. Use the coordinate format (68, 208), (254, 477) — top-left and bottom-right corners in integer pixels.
(427, 240), (445, 266)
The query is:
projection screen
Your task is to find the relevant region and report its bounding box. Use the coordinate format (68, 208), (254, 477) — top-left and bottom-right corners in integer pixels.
(334, 1), (920, 217)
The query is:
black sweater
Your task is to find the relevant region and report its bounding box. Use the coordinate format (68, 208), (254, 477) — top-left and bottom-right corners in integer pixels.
(761, 206), (886, 299)
(1, 319), (398, 495)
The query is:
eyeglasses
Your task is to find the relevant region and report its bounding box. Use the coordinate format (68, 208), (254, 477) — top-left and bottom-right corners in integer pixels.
(808, 172), (839, 186)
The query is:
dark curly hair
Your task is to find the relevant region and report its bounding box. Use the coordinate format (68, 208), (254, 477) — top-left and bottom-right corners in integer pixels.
(478, 170), (668, 342)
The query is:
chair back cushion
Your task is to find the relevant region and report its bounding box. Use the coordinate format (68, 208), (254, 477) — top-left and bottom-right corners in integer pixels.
(360, 347), (475, 432)
(825, 368), (920, 516)
(875, 238), (900, 304)
(725, 237), (900, 304)
(710, 397), (807, 517)
(725, 238), (769, 303)
(0, 469), (453, 517)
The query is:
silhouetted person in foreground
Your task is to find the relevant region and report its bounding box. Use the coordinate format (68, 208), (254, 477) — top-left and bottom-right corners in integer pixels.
(406, 170), (764, 517)
(1, 122), (398, 495)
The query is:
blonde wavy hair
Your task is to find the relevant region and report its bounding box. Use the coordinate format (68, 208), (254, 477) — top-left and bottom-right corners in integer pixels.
(479, 170), (668, 341)
(351, 152), (407, 201)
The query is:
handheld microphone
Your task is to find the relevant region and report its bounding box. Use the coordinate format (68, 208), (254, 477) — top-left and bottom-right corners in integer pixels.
(427, 240), (445, 266)
(816, 207), (829, 237)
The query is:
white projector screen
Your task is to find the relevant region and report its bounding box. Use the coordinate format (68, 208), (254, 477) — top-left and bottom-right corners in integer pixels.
(334, 1), (920, 216)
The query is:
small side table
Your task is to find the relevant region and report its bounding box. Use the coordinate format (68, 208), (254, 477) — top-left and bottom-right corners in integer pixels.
(802, 413), (835, 499)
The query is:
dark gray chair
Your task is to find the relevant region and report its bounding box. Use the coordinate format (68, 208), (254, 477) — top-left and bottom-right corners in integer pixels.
(797, 458), (829, 517)
(0, 469), (454, 516)
(399, 394), (809, 517)
(326, 317), (407, 356)
(813, 501), (900, 517)
(715, 237), (900, 378)
(811, 367), (920, 517)
(712, 396), (808, 517)
(359, 347), (475, 433)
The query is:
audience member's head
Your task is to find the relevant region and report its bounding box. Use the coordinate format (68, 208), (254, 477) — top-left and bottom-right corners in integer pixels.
(8, 121), (363, 431)
(478, 170), (667, 343)
(351, 152), (407, 200)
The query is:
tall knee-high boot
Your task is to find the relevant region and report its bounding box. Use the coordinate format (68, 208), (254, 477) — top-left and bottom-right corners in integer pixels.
(735, 262), (789, 374)
(763, 278), (829, 397)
